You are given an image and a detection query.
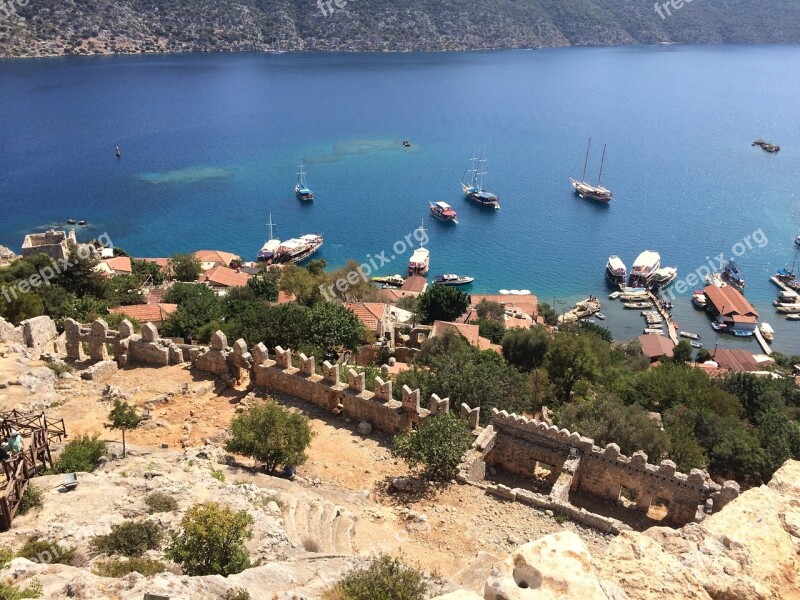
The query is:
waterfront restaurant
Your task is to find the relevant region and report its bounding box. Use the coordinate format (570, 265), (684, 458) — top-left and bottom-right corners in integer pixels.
(703, 285), (759, 334)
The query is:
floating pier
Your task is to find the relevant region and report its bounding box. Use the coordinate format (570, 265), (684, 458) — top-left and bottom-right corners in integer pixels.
(648, 291), (678, 345)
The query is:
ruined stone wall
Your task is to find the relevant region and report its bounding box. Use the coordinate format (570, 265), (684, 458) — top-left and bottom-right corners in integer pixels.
(489, 410), (728, 526)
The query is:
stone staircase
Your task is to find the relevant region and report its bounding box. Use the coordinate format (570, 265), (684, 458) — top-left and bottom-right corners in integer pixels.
(281, 494), (356, 555)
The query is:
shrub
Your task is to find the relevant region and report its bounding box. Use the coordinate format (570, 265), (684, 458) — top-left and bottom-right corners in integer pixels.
(322, 554), (427, 600)
(392, 413), (473, 481)
(0, 578), (43, 599)
(0, 548), (13, 569)
(44, 362), (72, 377)
(144, 492), (178, 514)
(16, 484), (43, 516)
(210, 468), (225, 482)
(16, 538), (75, 566)
(90, 520), (163, 557)
(166, 502), (253, 576)
(222, 589), (251, 600)
(225, 402), (314, 475)
(93, 557), (166, 578)
(52, 434), (107, 473)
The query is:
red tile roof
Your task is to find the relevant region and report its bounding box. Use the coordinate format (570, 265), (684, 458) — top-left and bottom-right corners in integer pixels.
(400, 276), (428, 294)
(194, 250), (239, 268)
(199, 266), (250, 288)
(638, 334), (675, 360)
(138, 258), (170, 273)
(104, 256), (132, 274)
(109, 303), (177, 325)
(345, 302), (388, 331)
(703, 285), (758, 318)
(432, 321), (500, 354)
(710, 348), (760, 372)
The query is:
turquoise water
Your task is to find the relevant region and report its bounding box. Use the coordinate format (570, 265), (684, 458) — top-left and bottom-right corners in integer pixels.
(1, 47), (799, 353)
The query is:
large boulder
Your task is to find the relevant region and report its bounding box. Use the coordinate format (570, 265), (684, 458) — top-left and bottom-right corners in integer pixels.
(21, 315), (57, 350)
(484, 531), (608, 600)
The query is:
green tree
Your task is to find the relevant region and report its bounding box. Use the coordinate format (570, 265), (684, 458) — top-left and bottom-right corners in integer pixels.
(475, 299), (504, 321)
(247, 273), (279, 301)
(105, 399), (141, 458)
(537, 302), (558, 326)
(57, 249), (109, 299)
(392, 413), (473, 481)
(0, 292), (44, 325)
(544, 333), (600, 404)
(225, 402), (314, 475)
(166, 502), (253, 576)
(757, 406), (800, 477)
(502, 327), (550, 372)
(262, 303), (313, 349)
(415, 285), (469, 325)
(475, 317), (505, 344)
(309, 301), (366, 351)
(169, 253), (202, 282)
(280, 264), (324, 306)
(132, 259), (165, 286)
(163, 283), (223, 337)
(322, 554), (427, 600)
(671, 340), (693, 364)
(106, 274), (145, 306)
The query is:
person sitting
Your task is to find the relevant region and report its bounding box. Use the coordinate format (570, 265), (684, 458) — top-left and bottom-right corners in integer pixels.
(7, 431), (23, 455)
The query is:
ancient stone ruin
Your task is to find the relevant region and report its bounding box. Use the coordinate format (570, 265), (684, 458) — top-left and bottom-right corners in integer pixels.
(60, 317), (740, 531)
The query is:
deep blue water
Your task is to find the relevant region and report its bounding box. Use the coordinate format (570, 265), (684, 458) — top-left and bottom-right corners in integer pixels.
(1, 47), (799, 353)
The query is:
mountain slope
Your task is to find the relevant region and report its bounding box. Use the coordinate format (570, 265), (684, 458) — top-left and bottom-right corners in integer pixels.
(1, 0), (799, 58)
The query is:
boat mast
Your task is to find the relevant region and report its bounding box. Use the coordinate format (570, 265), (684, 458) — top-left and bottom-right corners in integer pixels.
(462, 150), (476, 186)
(597, 144), (607, 186)
(477, 149), (487, 191)
(418, 219), (427, 247)
(581, 138), (591, 182)
(267, 213), (277, 242)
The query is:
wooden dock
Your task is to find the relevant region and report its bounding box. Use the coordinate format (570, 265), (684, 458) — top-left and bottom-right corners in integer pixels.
(770, 276), (792, 293)
(648, 291), (679, 345)
(753, 328), (773, 355)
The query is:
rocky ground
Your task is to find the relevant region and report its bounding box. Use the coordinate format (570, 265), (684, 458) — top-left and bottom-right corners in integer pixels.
(2, 325), (800, 598)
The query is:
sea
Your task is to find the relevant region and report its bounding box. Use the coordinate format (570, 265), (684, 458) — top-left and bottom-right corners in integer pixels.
(1, 46), (799, 354)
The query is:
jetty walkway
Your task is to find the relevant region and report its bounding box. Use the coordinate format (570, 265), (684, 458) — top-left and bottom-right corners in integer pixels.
(648, 291), (679, 345)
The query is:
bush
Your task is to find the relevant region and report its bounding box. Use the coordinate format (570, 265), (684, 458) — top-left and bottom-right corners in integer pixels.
(144, 492), (178, 514)
(90, 520), (163, 557)
(52, 434), (107, 473)
(0, 548), (13, 569)
(0, 578), (42, 599)
(17, 538), (75, 565)
(392, 413), (473, 481)
(165, 502), (253, 576)
(322, 554), (427, 600)
(44, 362), (72, 377)
(222, 589), (251, 600)
(16, 484), (43, 516)
(93, 557), (166, 578)
(225, 402), (314, 475)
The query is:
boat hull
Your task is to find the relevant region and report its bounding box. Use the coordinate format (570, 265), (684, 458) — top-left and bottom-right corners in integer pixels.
(274, 239), (323, 265)
(571, 179), (612, 203)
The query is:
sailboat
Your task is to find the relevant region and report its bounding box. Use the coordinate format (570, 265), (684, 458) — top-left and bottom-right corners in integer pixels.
(408, 220), (430, 276)
(257, 214), (281, 263)
(570, 139), (613, 203)
(461, 150), (500, 209)
(295, 163), (314, 201)
(267, 37), (286, 55)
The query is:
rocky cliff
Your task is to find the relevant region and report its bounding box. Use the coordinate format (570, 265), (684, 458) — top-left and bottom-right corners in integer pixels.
(1, 0), (800, 58)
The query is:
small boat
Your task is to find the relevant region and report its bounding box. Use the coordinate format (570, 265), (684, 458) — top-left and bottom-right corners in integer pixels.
(787, 314), (800, 321)
(691, 291), (707, 309)
(433, 274), (474, 286)
(679, 331), (701, 340)
(732, 330), (754, 337)
(273, 234), (324, 264)
(628, 251), (661, 288)
(115, 146), (121, 158)
(402, 140), (411, 147)
(643, 328), (664, 335)
(408, 220), (430, 276)
(372, 274), (405, 287)
(776, 303), (800, 314)
(711, 321), (729, 332)
(295, 163), (314, 201)
(624, 301), (653, 309)
(66, 219), (76, 225)
(257, 214), (281, 263)
(722, 260), (746, 292)
(570, 139), (613, 203)
(430, 201), (458, 224)
(705, 273), (727, 288)
(651, 267), (678, 289)
(775, 290), (800, 306)
(582, 319), (597, 325)
(267, 37), (286, 54)
(620, 292), (650, 302)
(595, 313), (606, 320)
(608, 291), (621, 300)
(78, 220), (86, 226)
(691, 341), (703, 349)
(795, 235), (800, 248)
(605, 256), (627, 287)
(461, 150), (500, 209)
(759, 323), (774, 342)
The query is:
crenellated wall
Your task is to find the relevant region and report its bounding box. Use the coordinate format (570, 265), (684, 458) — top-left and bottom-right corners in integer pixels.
(60, 317), (739, 530)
